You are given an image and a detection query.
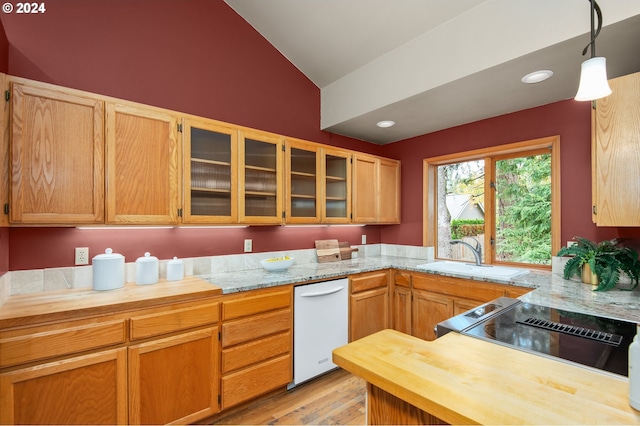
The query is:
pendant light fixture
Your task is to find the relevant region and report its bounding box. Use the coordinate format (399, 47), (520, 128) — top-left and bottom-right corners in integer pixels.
(575, 0), (612, 101)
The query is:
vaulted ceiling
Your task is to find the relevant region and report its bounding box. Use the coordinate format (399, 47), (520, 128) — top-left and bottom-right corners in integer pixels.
(225, 0), (640, 144)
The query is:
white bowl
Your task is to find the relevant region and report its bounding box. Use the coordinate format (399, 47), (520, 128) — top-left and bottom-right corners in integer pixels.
(260, 256), (294, 271)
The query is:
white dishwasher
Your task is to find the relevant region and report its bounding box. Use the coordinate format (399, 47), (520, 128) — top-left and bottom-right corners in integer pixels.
(290, 278), (348, 388)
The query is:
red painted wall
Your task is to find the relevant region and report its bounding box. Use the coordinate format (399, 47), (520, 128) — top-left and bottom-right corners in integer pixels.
(8, 226), (376, 271)
(0, 0), (379, 155)
(1, 0), (381, 271)
(0, 17), (7, 72)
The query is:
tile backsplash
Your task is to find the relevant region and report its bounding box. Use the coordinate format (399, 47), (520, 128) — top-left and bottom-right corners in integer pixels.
(2, 244), (434, 297)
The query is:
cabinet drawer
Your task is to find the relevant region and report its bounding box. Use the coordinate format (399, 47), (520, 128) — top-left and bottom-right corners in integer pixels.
(130, 302), (219, 340)
(394, 270), (411, 287)
(222, 288), (291, 321)
(221, 308), (291, 348)
(221, 330), (291, 374)
(413, 274), (504, 302)
(351, 270), (389, 293)
(0, 319), (126, 368)
(221, 353), (292, 409)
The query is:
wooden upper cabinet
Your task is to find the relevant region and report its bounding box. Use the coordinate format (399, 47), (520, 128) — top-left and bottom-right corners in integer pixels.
(238, 129), (283, 224)
(9, 81), (105, 224)
(6, 75), (401, 227)
(353, 153), (400, 224)
(183, 118), (238, 224)
(284, 138), (321, 224)
(105, 102), (181, 225)
(378, 157), (401, 223)
(592, 71), (640, 226)
(352, 154), (378, 223)
(322, 147), (351, 223)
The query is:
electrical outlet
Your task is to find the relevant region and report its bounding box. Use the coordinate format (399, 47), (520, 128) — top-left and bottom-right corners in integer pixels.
(244, 239), (252, 253)
(361, 235), (367, 245)
(75, 247), (89, 265)
(567, 241), (577, 247)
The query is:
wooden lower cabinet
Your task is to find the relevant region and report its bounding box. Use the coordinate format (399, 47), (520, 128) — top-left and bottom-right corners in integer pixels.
(412, 290), (453, 341)
(0, 348), (128, 425)
(219, 287), (293, 410)
(399, 271), (532, 341)
(392, 285), (412, 335)
(128, 328), (219, 425)
(0, 297), (220, 425)
(349, 271), (390, 341)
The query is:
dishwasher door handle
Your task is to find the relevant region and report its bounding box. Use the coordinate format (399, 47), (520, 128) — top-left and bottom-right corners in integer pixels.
(299, 286), (345, 297)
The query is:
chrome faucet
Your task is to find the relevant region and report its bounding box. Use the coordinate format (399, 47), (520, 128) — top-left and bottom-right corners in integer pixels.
(449, 237), (483, 266)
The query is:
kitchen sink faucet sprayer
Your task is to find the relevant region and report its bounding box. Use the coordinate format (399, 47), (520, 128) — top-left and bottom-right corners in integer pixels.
(450, 237), (483, 266)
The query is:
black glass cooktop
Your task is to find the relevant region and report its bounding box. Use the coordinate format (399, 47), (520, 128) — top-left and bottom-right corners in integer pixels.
(462, 302), (637, 376)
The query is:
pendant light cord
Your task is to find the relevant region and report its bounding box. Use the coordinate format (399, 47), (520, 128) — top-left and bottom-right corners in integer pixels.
(581, 0), (603, 57)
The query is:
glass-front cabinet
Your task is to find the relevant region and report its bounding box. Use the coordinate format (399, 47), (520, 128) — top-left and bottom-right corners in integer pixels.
(322, 147), (351, 223)
(284, 138), (321, 223)
(239, 129), (283, 224)
(183, 118), (237, 223)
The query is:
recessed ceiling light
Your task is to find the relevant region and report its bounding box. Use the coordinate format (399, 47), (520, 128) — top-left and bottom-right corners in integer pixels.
(376, 120), (395, 128)
(521, 70), (554, 84)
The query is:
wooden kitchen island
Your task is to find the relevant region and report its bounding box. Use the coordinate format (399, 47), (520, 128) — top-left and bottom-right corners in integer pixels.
(333, 329), (640, 425)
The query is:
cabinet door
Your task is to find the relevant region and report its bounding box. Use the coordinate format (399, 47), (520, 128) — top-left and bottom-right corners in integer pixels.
(106, 102), (180, 225)
(378, 158), (401, 223)
(504, 285), (531, 298)
(453, 298), (482, 316)
(10, 82), (104, 224)
(412, 290), (453, 341)
(183, 118), (237, 223)
(352, 153), (378, 223)
(284, 138), (321, 223)
(0, 348), (127, 425)
(349, 286), (389, 341)
(322, 147), (352, 223)
(593, 72), (640, 226)
(128, 328), (219, 425)
(393, 286), (412, 335)
(238, 129), (283, 224)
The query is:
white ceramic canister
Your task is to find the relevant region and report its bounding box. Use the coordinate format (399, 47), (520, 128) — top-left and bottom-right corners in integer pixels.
(166, 257), (184, 281)
(92, 248), (125, 291)
(135, 252), (159, 285)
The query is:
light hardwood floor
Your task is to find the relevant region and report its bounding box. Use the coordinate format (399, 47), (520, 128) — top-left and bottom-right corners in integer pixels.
(204, 369), (366, 425)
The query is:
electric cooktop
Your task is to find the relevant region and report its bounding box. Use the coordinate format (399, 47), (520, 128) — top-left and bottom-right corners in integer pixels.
(438, 297), (637, 376)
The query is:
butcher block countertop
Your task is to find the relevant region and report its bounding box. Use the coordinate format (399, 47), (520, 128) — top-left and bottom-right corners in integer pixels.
(333, 329), (640, 425)
(0, 276), (221, 329)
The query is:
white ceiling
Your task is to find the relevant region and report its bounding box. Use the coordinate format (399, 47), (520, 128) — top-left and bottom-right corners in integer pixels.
(225, 0), (640, 144)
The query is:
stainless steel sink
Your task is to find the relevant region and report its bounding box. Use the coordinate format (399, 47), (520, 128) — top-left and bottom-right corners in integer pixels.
(416, 261), (529, 280)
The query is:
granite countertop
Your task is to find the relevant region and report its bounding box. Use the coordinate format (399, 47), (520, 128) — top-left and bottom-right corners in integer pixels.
(3, 255), (640, 327)
(199, 255), (640, 323)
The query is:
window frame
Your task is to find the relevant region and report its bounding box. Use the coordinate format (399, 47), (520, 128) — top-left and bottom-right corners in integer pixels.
(422, 136), (560, 269)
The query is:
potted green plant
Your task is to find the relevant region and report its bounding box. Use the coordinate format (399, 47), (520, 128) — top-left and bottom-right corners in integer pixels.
(556, 237), (640, 291)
